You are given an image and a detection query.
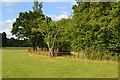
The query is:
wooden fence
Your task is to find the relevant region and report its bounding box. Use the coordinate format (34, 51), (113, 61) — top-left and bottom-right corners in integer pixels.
(28, 48), (119, 62)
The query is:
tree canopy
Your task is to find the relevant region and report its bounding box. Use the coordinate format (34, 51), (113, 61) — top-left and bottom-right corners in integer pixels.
(11, 0), (45, 50)
(11, 1), (120, 58)
(72, 2), (120, 50)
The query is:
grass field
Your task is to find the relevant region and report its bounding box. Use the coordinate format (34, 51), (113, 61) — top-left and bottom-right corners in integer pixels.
(2, 47), (118, 78)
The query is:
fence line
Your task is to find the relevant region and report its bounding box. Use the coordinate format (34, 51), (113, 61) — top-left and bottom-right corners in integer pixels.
(28, 48), (119, 62)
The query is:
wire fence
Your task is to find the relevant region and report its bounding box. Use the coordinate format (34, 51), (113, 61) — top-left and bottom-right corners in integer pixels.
(28, 48), (120, 62)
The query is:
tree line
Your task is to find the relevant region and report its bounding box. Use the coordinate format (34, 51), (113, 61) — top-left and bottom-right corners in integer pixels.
(11, 0), (120, 60)
(0, 32), (32, 47)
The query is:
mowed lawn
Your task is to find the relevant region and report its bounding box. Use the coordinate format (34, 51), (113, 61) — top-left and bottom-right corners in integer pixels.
(2, 47), (118, 78)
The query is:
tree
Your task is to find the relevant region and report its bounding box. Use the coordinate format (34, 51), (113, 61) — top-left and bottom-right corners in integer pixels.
(72, 2), (120, 50)
(33, 0), (43, 14)
(56, 18), (73, 51)
(32, 16), (65, 56)
(0, 33), (2, 47)
(2, 32), (7, 47)
(11, 0), (45, 50)
(72, 2), (120, 60)
(72, 2), (91, 49)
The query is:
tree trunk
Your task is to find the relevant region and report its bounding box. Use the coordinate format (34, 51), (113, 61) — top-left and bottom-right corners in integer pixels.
(49, 47), (54, 57)
(37, 47), (39, 51)
(32, 42), (37, 51)
(47, 43), (54, 57)
(33, 47), (35, 51)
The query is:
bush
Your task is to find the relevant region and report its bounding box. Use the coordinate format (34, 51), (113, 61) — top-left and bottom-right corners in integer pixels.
(83, 47), (119, 61)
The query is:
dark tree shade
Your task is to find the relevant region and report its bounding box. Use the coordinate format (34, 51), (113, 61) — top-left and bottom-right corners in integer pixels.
(0, 33), (2, 47)
(2, 32), (7, 47)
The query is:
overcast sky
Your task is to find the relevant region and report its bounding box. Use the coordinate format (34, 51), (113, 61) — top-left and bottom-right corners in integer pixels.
(0, 0), (76, 38)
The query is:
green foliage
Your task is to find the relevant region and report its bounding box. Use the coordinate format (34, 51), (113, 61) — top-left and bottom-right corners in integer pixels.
(33, 16), (64, 56)
(71, 2), (120, 60)
(0, 33), (2, 47)
(11, 1), (120, 59)
(2, 32), (7, 47)
(11, 1), (45, 50)
(56, 18), (73, 50)
(7, 37), (32, 47)
(0, 33), (32, 47)
(72, 2), (120, 50)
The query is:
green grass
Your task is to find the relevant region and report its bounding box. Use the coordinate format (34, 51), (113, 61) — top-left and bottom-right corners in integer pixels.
(2, 47), (118, 78)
